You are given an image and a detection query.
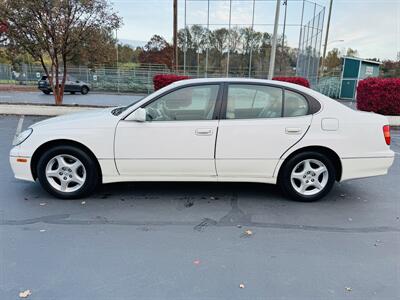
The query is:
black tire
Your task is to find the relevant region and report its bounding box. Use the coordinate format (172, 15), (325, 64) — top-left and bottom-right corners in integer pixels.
(36, 145), (99, 199)
(81, 86), (89, 95)
(42, 90), (51, 95)
(278, 151), (336, 202)
(71, 91), (76, 95)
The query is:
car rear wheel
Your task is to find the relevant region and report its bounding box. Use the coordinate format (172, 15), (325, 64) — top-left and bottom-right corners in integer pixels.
(279, 151), (336, 202)
(81, 86), (89, 95)
(37, 145), (99, 199)
(42, 90), (51, 95)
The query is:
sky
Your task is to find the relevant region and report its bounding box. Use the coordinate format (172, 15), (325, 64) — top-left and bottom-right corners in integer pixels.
(113, 0), (400, 60)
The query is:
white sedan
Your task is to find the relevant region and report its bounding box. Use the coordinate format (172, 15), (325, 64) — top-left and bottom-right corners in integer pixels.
(10, 78), (394, 201)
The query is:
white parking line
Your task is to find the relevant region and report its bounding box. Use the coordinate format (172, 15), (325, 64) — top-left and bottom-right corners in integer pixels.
(12, 115), (25, 145)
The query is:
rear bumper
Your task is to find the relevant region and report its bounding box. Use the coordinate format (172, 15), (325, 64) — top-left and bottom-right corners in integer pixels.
(340, 155), (395, 181)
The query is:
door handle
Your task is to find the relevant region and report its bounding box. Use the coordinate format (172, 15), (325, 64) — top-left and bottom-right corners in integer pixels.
(285, 127), (302, 134)
(195, 128), (213, 136)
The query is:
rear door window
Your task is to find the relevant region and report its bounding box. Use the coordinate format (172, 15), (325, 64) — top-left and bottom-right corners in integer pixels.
(283, 90), (309, 117)
(225, 84), (283, 119)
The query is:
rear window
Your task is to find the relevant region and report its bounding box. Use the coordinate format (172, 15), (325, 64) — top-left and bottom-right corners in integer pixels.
(283, 90), (309, 117)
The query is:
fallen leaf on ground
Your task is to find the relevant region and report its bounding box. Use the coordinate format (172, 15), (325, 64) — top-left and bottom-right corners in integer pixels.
(193, 259), (201, 265)
(39, 202), (47, 206)
(81, 201), (86, 205)
(345, 287), (352, 292)
(19, 289), (32, 298)
(39, 229), (46, 232)
(239, 283), (245, 289)
(240, 229), (253, 238)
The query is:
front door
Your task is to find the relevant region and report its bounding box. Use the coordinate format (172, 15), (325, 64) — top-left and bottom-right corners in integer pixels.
(114, 84), (222, 179)
(216, 84), (312, 179)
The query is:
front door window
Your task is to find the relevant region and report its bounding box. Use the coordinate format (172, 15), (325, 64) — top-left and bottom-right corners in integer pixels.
(144, 85), (219, 121)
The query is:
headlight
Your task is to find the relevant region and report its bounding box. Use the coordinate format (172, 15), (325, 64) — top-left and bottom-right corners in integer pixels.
(13, 128), (33, 146)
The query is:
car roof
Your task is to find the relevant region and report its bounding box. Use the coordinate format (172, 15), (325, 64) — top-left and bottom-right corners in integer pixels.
(169, 77), (311, 93)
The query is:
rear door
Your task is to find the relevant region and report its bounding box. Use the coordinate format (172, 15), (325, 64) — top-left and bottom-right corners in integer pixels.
(114, 83), (222, 178)
(216, 84), (312, 179)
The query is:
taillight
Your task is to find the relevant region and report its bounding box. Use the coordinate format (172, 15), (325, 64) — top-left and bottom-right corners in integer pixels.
(383, 125), (391, 145)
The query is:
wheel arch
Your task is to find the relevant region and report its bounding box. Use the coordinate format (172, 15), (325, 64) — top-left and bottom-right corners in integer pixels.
(30, 139), (102, 181)
(277, 146), (342, 182)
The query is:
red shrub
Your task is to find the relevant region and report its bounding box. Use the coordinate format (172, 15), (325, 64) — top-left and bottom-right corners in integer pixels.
(272, 77), (310, 88)
(153, 74), (191, 91)
(357, 78), (400, 116)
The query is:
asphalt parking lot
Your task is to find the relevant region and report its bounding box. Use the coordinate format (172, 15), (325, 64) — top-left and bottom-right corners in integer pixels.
(0, 115), (399, 300)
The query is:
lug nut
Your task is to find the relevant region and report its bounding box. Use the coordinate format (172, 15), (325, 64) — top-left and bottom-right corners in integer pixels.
(69, 175), (72, 178)
(59, 172), (63, 175)
(306, 180), (309, 183)
(63, 177), (67, 180)
(311, 179), (314, 182)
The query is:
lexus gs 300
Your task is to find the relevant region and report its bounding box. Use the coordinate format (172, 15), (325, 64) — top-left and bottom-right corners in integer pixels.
(10, 78), (394, 201)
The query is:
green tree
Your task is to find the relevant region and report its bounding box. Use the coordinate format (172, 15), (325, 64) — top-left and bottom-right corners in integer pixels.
(346, 48), (359, 58)
(324, 48), (341, 72)
(0, 0), (121, 105)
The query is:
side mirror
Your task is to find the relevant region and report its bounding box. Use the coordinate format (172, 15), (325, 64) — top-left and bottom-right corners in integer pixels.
(126, 107), (146, 122)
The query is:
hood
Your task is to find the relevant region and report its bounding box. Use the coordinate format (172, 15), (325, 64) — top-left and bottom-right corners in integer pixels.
(30, 107), (119, 130)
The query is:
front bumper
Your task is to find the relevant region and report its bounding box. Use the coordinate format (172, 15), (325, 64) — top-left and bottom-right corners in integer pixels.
(9, 147), (35, 182)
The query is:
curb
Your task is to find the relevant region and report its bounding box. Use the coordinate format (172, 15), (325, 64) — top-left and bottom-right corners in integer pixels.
(0, 103), (102, 116)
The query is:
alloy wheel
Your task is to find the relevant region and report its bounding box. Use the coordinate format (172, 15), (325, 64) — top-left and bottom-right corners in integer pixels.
(45, 154), (86, 193)
(290, 158), (329, 196)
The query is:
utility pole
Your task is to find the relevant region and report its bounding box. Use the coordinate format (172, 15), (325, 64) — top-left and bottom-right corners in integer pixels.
(280, 0), (288, 72)
(173, 0), (178, 73)
(116, 29), (120, 94)
(268, 0), (281, 80)
(322, 0), (333, 68)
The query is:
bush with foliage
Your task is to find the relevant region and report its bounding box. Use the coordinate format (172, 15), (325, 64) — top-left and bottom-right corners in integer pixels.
(357, 78), (400, 116)
(153, 74), (190, 91)
(272, 77), (310, 88)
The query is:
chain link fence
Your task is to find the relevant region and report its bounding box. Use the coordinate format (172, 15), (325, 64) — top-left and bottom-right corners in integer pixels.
(0, 63), (173, 94)
(0, 62), (299, 94)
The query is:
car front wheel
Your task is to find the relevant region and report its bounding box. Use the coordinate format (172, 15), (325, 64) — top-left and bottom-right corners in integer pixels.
(279, 151), (336, 202)
(36, 145), (99, 199)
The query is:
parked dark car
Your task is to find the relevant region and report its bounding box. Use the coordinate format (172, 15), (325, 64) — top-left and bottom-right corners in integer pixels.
(38, 75), (90, 95)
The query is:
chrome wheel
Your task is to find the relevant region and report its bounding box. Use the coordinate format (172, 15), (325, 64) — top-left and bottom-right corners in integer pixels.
(45, 154), (86, 193)
(290, 159), (329, 196)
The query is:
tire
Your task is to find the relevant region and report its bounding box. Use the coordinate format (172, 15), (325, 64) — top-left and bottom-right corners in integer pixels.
(36, 145), (99, 199)
(278, 151), (336, 202)
(71, 91), (76, 95)
(42, 90), (51, 95)
(81, 86), (89, 95)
